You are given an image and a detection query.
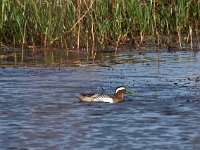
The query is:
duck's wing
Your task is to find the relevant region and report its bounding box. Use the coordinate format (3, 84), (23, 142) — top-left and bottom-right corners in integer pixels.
(78, 93), (96, 102)
(92, 94), (113, 103)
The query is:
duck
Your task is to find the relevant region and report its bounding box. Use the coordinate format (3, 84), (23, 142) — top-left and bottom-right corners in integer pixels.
(78, 86), (126, 103)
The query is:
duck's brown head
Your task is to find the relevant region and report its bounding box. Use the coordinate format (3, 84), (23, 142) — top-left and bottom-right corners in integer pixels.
(114, 86), (126, 102)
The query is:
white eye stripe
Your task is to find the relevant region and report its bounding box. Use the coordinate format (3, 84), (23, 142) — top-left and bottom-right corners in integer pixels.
(115, 87), (126, 93)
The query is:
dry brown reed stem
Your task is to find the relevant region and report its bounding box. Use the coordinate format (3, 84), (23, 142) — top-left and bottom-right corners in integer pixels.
(22, 20), (27, 62)
(177, 26), (182, 50)
(195, 22), (199, 50)
(77, 0), (82, 51)
(153, 0), (160, 55)
(153, 0), (156, 34)
(90, 4), (95, 60)
(189, 26), (193, 50)
(91, 20), (95, 60)
(84, 0), (95, 56)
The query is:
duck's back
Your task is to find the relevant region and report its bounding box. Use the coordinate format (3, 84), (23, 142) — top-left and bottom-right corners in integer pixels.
(79, 94), (113, 103)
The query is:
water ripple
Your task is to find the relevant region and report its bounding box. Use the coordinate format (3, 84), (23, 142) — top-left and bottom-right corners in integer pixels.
(0, 51), (200, 149)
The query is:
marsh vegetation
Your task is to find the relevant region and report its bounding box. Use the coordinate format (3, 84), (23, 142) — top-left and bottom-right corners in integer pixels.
(0, 0), (200, 65)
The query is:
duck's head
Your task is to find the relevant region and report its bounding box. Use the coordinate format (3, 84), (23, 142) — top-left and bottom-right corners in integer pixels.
(114, 86), (126, 101)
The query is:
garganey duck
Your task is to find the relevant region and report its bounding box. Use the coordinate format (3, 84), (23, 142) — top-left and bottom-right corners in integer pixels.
(78, 86), (126, 103)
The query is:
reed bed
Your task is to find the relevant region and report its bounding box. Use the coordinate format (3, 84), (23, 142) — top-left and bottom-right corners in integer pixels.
(0, 0), (199, 54)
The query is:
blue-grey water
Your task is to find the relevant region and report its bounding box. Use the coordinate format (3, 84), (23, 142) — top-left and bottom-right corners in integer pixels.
(0, 51), (200, 150)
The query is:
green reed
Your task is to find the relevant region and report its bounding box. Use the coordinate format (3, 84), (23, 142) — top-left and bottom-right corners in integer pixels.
(0, 0), (199, 54)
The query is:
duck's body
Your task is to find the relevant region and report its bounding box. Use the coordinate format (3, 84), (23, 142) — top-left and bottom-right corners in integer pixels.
(79, 94), (114, 103)
(78, 86), (126, 103)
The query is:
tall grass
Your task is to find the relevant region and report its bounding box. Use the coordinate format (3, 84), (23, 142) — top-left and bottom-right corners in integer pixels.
(1, 0), (199, 53)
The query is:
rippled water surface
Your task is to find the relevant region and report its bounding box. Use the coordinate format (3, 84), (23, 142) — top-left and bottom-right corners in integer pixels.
(1, 51), (200, 150)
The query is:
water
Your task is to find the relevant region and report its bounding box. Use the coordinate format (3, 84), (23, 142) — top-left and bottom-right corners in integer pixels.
(0, 51), (200, 150)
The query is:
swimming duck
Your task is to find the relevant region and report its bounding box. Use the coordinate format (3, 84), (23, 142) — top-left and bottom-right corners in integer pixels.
(78, 86), (126, 103)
